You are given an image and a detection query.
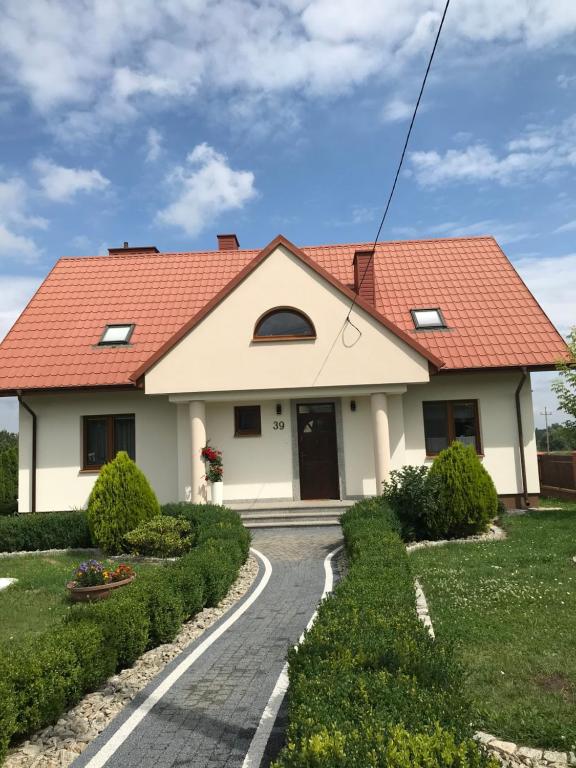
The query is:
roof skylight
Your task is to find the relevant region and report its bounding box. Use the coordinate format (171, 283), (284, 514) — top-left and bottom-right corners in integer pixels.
(411, 309), (446, 329)
(99, 324), (134, 345)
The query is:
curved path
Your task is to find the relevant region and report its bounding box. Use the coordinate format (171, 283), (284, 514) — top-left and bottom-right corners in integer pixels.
(72, 527), (343, 768)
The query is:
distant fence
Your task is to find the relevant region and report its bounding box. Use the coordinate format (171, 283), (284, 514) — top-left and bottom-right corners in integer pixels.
(537, 452), (576, 499)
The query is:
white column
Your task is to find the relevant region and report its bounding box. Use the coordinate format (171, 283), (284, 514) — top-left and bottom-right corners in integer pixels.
(189, 400), (207, 504)
(371, 392), (390, 492)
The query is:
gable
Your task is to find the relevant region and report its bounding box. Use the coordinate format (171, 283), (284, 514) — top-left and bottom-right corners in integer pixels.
(144, 243), (432, 395)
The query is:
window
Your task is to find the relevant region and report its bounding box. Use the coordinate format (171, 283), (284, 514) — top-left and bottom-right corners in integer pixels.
(234, 405), (261, 437)
(99, 324), (134, 345)
(422, 400), (481, 455)
(83, 414), (135, 469)
(411, 308), (446, 329)
(253, 308), (315, 341)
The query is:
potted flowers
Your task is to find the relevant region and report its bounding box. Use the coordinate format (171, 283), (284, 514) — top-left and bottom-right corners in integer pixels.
(67, 559), (135, 602)
(201, 444), (224, 505)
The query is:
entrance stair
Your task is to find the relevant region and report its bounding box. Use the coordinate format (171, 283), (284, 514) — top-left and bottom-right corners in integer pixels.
(228, 499), (349, 528)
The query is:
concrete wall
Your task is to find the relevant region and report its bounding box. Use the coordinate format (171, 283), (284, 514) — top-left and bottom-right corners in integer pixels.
(403, 371), (539, 495)
(17, 371), (539, 511)
(18, 391), (178, 513)
(145, 245), (431, 395)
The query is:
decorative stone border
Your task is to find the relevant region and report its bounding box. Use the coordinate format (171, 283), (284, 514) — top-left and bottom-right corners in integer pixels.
(4, 555), (260, 768)
(409, 540), (575, 768)
(406, 523), (506, 552)
(0, 547), (100, 558)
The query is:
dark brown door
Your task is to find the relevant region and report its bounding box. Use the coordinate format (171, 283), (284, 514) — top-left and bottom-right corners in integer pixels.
(297, 403), (340, 500)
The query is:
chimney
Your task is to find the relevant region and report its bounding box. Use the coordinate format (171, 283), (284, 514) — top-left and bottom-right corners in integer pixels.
(353, 249), (375, 304)
(108, 243), (159, 255)
(217, 233), (240, 251)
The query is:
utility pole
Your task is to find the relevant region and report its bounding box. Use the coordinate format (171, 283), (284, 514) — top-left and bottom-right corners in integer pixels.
(540, 407), (553, 453)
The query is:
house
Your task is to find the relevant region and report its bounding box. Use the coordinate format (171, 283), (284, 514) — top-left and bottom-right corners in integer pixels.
(0, 234), (568, 513)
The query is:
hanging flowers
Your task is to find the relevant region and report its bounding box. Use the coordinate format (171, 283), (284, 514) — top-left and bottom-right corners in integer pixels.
(201, 444), (223, 482)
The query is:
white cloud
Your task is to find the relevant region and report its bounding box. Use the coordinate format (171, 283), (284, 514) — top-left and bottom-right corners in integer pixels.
(381, 98), (413, 123)
(514, 252), (576, 427)
(1, 1), (576, 137)
(0, 274), (44, 432)
(429, 219), (530, 244)
(410, 115), (576, 187)
(0, 176), (45, 263)
(156, 143), (256, 237)
(514, 252), (576, 337)
(558, 73), (576, 89)
(33, 158), (110, 202)
(554, 219), (576, 234)
(145, 128), (163, 163)
(0, 274), (43, 341)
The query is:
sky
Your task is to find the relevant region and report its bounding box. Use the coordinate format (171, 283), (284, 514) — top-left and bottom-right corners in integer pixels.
(0, 0), (575, 432)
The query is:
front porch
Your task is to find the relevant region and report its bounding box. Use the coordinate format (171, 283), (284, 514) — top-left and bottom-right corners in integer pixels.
(171, 388), (407, 505)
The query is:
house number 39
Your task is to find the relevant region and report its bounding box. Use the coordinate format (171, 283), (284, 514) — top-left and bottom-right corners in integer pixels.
(273, 420), (285, 430)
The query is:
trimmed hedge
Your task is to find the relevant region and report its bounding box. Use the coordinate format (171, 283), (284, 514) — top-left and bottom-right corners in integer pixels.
(273, 497), (497, 768)
(0, 510), (92, 553)
(0, 505), (250, 762)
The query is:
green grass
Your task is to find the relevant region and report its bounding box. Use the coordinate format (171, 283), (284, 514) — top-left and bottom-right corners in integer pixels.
(411, 508), (576, 751)
(0, 551), (154, 645)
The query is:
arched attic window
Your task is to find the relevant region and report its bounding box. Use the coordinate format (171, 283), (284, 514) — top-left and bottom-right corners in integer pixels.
(253, 307), (316, 342)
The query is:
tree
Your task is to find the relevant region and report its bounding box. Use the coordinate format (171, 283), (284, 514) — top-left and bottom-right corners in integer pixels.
(0, 432), (18, 514)
(552, 327), (576, 432)
(86, 451), (160, 553)
(535, 423), (576, 452)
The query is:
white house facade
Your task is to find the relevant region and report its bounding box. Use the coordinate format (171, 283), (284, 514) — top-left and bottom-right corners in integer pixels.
(1, 234), (568, 513)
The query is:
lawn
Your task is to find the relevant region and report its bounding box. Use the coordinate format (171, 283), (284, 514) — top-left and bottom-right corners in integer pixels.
(0, 551), (155, 645)
(411, 507), (576, 751)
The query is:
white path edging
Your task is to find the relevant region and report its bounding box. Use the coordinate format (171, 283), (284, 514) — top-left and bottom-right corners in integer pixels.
(242, 544), (343, 768)
(409, 539), (575, 768)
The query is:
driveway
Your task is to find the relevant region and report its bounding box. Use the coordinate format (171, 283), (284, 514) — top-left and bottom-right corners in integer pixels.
(72, 527), (343, 768)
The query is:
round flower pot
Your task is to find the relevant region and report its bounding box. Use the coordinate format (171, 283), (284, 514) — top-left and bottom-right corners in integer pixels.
(67, 575), (135, 603)
(211, 480), (224, 506)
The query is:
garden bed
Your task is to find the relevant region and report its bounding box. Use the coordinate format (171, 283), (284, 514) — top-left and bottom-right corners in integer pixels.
(0, 551), (156, 644)
(411, 507), (576, 752)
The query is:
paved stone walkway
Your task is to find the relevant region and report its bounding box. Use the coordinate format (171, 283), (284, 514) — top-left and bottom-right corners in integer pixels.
(72, 527), (343, 768)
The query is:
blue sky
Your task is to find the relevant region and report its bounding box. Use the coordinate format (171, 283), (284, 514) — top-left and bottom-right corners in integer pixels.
(0, 0), (575, 431)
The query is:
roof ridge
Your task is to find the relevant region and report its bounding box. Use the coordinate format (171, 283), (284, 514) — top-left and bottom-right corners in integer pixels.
(57, 235), (497, 263)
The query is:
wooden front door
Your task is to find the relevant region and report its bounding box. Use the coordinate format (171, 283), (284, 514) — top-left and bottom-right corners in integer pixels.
(297, 403), (340, 500)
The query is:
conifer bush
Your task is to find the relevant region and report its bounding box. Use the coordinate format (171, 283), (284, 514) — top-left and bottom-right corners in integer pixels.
(86, 451), (160, 553)
(426, 442), (498, 538)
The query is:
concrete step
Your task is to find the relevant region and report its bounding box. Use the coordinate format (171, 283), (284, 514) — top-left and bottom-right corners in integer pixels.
(244, 518), (341, 528)
(239, 509), (346, 520)
(230, 500), (350, 512)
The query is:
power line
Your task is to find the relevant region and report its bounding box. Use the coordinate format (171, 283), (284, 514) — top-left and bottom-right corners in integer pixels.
(345, 0), (451, 324)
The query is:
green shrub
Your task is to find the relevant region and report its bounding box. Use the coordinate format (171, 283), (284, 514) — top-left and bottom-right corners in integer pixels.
(58, 619), (117, 692)
(1, 503), (250, 752)
(273, 499), (496, 768)
(124, 515), (194, 557)
(69, 583), (151, 669)
(87, 451), (160, 553)
(131, 568), (185, 647)
(0, 631), (82, 739)
(0, 677), (17, 764)
(382, 465), (441, 540)
(163, 502), (251, 561)
(427, 442), (498, 538)
(0, 510), (92, 553)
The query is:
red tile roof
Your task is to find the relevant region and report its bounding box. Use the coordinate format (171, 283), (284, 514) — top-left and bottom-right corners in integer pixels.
(0, 235), (568, 392)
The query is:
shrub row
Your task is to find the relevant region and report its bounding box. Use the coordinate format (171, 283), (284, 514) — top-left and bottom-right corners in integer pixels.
(0, 505), (250, 762)
(0, 510), (92, 553)
(383, 442), (498, 541)
(273, 498), (497, 768)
